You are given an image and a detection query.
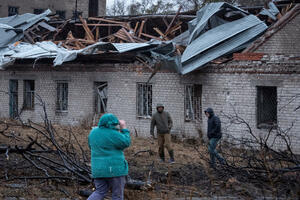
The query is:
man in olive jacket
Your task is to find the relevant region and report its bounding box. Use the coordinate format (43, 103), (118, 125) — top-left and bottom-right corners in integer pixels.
(150, 103), (174, 163)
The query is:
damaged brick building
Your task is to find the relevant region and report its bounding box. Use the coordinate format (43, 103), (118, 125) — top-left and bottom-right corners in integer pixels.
(0, 0), (106, 18)
(0, 2), (300, 153)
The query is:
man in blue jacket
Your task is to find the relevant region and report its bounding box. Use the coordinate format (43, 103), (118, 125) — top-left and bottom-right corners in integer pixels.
(88, 113), (131, 200)
(204, 108), (226, 168)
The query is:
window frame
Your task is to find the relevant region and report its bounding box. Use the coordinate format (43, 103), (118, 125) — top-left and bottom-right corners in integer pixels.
(256, 86), (278, 129)
(8, 6), (19, 16)
(94, 82), (108, 114)
(184, 84), (202, 122)
(136, 83), (152, 118)
(23, 80), (35, 110)
(56, 81), (68, 112)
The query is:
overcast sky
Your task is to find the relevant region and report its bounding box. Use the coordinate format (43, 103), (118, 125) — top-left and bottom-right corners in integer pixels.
(107, 0), (132, 8)
(106, 0), (162, 9)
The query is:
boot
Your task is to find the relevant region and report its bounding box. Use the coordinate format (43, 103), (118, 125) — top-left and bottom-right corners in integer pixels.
(168, 150), (175, 163)
(159, 148), (165, 162)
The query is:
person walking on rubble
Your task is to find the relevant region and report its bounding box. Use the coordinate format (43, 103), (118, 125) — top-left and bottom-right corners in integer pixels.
(150, 103), (175, 163)
(204, 108), (226, 168)
(88, 113), (131, 200)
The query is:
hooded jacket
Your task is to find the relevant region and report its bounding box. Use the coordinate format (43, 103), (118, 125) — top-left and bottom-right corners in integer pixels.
(150, 104), (173, 135)
(205, 108), (222, 139)
(88, 113), (131, 178)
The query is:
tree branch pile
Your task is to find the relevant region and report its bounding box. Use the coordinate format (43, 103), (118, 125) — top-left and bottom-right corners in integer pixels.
(0, 97), (91, 183)
(194, 107), (300, 197)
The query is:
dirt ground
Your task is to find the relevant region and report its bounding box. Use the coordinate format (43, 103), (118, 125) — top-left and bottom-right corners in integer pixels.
(0, 122), (299, 199)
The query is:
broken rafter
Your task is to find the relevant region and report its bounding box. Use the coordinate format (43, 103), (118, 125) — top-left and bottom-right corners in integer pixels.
(95, 27), (100, 40)
(165, 21), (182, 36)
(87, 17), (131, 31)
(121, 28), (135, 43)
(79, 16), (95, 41)
(133, 22), (140, 35)
(66, 31), (82, 49)
(153, 27), (169, 40)
(138, 20), (146, 38)
(88, 17), (125, 24)
(76, 23), (126, 27)
(104, 14), (195, 21)
(24, 32), (35, 44)
(163, 17), (169, 28)
(140, 33), (162, 41)
(136, 57), (154, 72)
(52, 19), (71, 41)
(114, 30), (133, 42)
(164, 6), (182, 35)
(131, 35), (147, 43)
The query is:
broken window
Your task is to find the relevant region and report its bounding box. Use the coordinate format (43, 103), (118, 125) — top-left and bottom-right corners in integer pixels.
(257, 86), (277, 128)
(185, 84), (202, 121)
(33, 9), (44, 14)
(137, 83), (152, 117)
(94, 82), (107, 114)
(56, 10), (66, 19)
(56, 82), (68, 111)
(23, 80), (35, 110)
(8, 6), (18, 16)
(9, 80), (18, 118)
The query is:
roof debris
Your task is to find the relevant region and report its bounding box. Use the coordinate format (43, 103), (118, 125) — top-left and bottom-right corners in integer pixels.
(0, 1), (298, 73)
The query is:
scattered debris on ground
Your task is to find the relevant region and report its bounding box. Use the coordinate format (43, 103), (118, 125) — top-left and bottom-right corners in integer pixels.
(1, 115), (299, 199)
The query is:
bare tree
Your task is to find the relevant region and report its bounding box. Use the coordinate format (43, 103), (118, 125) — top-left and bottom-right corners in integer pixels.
(107, 0), (126, 16)
(128, 0), (175, 15)
(176, 0), (239, 12)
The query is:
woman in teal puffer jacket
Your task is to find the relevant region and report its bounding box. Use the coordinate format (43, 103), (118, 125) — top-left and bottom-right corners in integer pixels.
(87, 113), (131, 200)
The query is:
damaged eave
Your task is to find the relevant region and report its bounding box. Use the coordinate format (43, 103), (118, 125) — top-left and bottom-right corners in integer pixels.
(179, 2), (268, 75)
(243, 4), (300, 53)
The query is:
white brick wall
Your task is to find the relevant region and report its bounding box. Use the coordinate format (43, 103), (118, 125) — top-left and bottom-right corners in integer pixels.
(0, 69), (199, 138)
(0, 60), (300, 153)
(256, 12), (300, 54)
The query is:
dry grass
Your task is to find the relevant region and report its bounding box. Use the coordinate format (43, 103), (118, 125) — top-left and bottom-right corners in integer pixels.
(1, 122), (299, 199)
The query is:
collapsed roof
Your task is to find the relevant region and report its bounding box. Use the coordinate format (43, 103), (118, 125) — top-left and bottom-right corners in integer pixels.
(0, 1), (296, 73)
(178, 2), (267, 74)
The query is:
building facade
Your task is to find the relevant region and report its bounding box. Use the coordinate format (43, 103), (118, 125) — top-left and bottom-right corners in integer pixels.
(0, 54), (300, 153)
(0, 0), (106, 18)
(0, 2), (300, 153)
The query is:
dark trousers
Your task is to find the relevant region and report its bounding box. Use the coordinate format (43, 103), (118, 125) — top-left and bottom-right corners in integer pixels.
(87, 176), (126, 200)
(208, 138), (225, 166)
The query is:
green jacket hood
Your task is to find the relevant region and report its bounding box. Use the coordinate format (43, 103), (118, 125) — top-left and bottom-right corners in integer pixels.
(98, 113), (119, 129)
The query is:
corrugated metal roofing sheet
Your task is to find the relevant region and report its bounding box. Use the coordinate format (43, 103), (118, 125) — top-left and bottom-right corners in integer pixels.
(178, 2), (267, 74)
(181, 23), (267, 74)
(112, 43), (151, 53)
(0, 9), (51, 49)
(182, 15), (266, 63)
